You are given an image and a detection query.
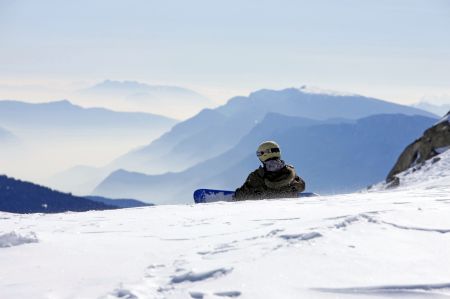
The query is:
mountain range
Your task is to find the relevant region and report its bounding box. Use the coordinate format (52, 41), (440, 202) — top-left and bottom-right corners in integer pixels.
(94, 113), (437, 204)
(0, 99), (176, 132)
(92, 87), (438, 204)
(110, 87), (436, 176)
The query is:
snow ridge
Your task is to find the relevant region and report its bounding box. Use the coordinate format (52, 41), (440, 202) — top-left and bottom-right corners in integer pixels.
(0, 231), (38, 248)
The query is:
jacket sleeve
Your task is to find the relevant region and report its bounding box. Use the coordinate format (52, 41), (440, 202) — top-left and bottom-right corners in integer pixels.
(275, 165), (305, 194)
(234, 170), (265, 201)
(290, 175), (306, 193)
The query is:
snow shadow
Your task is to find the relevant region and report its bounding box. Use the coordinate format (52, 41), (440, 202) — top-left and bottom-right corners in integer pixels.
(189, 290), (241, 298)
(312, 282), (450, 298)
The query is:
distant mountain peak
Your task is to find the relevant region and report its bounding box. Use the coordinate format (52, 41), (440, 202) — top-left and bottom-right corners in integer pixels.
(87, 79), (202, 95)
(95, 80), (150, 90)
(298, 85), (358, 97)
(50, 99), (73, 106)
(247, 86), (359, 100)
(74, 80), (215, 119)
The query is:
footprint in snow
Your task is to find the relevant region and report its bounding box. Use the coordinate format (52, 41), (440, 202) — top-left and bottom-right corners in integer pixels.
(332, 214), (379, 229)
(198, 242), (238, 256)
(110, 288), (138, 299)
(145, 264), (166, 278)
(171, 267), (233, 284)
(215, 291), (242, 297)
(189, 291), (205, 299)
(279, 232), (322, 243)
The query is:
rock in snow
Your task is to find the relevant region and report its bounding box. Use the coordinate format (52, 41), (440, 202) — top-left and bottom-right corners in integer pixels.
(387, 111), (450, 184)
(0, 152), (450, 298)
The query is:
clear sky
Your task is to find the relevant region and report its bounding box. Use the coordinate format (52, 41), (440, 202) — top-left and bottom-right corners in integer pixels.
(0, 0), (449, 105)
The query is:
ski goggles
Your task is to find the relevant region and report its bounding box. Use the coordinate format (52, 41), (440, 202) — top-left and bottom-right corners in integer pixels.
(256, 147), (280, 157)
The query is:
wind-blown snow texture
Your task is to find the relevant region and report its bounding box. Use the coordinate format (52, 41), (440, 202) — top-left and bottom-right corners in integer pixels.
(1, 152), (450, 298)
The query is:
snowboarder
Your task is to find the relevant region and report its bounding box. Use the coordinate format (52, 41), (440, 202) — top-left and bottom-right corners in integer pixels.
(234, 141), (305, 200)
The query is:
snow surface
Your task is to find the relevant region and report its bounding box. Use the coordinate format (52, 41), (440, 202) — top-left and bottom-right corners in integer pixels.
(1, 154), (450, 298)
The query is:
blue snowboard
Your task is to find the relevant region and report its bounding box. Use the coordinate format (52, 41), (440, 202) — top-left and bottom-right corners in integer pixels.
(193, 189), (319, 204)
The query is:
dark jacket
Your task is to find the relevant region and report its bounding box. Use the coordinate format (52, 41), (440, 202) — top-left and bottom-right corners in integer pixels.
(234, 163), (305, 200)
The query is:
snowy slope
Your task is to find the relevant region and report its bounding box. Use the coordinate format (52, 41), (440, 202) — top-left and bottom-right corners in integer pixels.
(1, 161), (450, 298)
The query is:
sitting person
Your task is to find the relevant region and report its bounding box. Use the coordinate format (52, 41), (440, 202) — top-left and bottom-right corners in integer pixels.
(234, 141), (305, 200)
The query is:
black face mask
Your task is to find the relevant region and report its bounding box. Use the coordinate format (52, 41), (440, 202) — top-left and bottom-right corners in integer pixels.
(264, 159), (285, 172)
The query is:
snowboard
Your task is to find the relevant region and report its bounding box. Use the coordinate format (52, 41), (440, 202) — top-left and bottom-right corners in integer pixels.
(193, 189), (319, 204)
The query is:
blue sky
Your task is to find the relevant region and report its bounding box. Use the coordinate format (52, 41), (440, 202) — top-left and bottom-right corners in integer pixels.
(0, 0), (449, 104)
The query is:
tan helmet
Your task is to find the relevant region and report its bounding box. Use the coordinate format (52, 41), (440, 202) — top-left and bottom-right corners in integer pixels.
(256, 141), (281, 162)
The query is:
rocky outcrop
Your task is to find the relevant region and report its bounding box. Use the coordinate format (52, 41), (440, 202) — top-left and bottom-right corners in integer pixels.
(386, 111), (450, 186)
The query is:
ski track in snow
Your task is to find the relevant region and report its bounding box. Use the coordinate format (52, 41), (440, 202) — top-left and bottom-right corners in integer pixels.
(313, 282), (450, 297)
(381, 221), (450, 234)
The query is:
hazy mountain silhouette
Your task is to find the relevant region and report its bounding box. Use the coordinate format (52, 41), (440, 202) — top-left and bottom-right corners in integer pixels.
(0, 99), (177, 187)
(94, 113), (438, 204)
(0, 126), (15, 143)
(413, 101), (450, 117)
(0, 99), (176, 131)
(75, 80), (215, 119)
(111, 87), (436, 176)
(47, 165), (113, 196)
